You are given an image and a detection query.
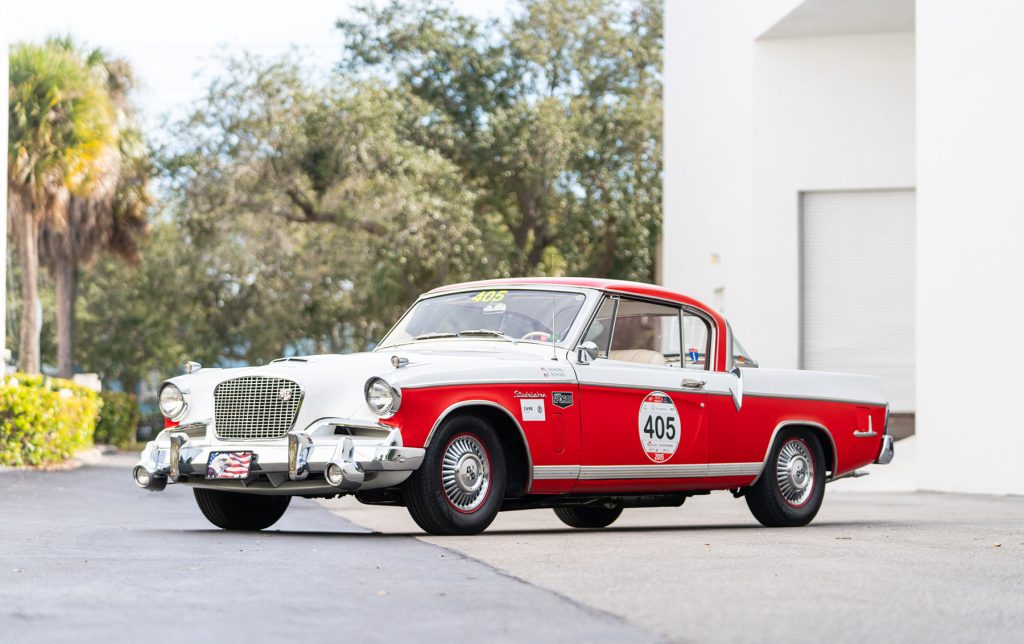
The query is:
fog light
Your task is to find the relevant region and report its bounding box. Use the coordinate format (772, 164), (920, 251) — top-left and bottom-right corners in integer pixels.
(325, 463), (344, 487)
(134, 465), (151, 488)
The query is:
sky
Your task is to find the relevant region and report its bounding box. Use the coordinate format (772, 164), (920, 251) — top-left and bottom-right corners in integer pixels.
(6, 0), (512, 136)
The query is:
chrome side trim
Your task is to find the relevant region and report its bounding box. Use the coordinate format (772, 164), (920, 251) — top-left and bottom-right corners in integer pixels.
(579, 464), (706, 479)
(744, 392), (886, 408)
(707, 462), (762, 477)
(424, 400), (534, 493)
(577, 380), (733, 396)
(575, 463), (761, 480)
(402, 379), (576, 390)
(852, 430), (878, 438)
(750, 420), (838, 485)
(532, 465), (581, 480)
(532, 462), (762, 480)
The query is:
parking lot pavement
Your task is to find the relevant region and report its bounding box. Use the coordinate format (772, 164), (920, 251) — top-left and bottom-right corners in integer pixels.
(0, 464), (655, 644)
(322, 488), (1024, 643)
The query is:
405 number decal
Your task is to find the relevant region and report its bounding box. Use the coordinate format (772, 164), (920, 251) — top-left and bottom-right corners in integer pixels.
(469, 290), (508, 303)
(638, 391), (680, 463)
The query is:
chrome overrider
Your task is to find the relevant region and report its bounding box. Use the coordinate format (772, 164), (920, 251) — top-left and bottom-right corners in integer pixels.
(133, 417), (425, 495)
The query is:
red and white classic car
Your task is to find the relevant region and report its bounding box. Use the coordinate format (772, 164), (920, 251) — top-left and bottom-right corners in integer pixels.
(135, 278), (894, 534)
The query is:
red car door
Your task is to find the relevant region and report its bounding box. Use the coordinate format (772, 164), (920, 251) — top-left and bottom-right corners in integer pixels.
(573, 296), (710, 493)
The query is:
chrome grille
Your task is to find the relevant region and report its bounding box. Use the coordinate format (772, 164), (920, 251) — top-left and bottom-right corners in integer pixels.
(214, 376), (303, 440)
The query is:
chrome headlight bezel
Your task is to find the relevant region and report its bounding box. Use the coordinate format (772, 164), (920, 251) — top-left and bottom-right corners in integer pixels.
(364, 377), (401, 418)
(158, 383), (188, 421)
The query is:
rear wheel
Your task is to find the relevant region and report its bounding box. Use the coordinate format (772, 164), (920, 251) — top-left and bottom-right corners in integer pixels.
(744, 431), (826, 527)
(193, 489), (291, 531)
(404, 414), (506, 535)
(553, 503), (623, 529)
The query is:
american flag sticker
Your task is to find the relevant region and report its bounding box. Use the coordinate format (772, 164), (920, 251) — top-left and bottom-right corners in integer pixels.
(207, 451), (253, 479)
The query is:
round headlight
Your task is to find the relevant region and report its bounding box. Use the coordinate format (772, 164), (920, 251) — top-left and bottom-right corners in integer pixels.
(159, 384), (187, 420)
(365, 378), (400, 416)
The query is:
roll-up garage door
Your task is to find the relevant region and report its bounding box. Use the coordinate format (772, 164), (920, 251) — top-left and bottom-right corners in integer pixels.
(800, 189), (915, 412)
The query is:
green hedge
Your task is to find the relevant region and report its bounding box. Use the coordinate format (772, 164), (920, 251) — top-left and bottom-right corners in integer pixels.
(94, 391), (141, 448)
(0, 374), (101, 467)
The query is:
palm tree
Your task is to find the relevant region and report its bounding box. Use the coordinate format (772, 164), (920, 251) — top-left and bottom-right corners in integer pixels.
(8, 41), (116, 373)
(37, 47), (150, 377)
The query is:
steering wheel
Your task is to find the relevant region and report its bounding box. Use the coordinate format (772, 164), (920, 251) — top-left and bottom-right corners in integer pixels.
(520, 331), (553, 342)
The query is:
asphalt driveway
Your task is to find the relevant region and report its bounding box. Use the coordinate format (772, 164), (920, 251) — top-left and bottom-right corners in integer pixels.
(2, 459), (1022, 643)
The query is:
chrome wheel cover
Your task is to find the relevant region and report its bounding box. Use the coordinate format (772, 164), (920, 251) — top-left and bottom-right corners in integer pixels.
(441, 434), (491, 513)
(776, 439), (815, 507)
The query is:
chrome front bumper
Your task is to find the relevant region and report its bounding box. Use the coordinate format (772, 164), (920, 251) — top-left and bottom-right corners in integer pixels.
(133, 418), (425, 495)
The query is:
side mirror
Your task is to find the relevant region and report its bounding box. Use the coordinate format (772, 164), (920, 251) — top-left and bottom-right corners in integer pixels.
(576, 341), (599, 365)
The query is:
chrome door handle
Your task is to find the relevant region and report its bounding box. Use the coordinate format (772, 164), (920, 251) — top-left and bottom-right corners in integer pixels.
(681, 379), (706, 390)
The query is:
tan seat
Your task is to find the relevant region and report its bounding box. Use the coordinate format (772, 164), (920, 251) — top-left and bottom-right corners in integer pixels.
(608, 349), (667, 366)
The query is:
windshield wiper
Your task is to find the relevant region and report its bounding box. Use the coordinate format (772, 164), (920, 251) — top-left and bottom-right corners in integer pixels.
(414, 332), (459, 340)
(457, 329), (514, 341)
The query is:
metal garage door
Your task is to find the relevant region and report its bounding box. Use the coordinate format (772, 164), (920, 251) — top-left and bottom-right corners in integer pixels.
(801, 190), (915, 412)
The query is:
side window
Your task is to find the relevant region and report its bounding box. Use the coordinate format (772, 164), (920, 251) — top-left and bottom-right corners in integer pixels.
(584, 297), (617, 358)
(731, 331), (758, 368)
(682, 311), (711, 370)
(607, 299), (682, 367)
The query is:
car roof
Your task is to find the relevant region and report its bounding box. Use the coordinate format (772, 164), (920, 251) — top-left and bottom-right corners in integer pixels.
(427, 277), (722, 320)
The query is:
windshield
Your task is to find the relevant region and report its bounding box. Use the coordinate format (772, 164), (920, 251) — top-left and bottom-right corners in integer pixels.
(378, 289), (588, 349)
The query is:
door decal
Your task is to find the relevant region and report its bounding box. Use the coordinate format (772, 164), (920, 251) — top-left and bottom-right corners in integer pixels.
(638, 391), (680, 463)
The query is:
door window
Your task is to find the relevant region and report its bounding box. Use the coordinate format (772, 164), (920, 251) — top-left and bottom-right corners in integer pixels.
(682, 311), (711, 370)
(585, 298), (682, 367)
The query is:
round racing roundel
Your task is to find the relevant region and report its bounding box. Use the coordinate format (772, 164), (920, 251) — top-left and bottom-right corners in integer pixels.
(638, 391), (680, 463)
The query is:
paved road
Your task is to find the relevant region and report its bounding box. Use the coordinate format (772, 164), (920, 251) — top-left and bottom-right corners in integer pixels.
(0, 463), (654, 643)
(4, 462), (1023, 643)
(323, 489), (1024, 643)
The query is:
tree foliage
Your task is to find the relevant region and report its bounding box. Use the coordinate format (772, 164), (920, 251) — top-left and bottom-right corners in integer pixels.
(7, 40), (118, 373)
(338, 0), (663, 279)
(72, 0), (662, 382)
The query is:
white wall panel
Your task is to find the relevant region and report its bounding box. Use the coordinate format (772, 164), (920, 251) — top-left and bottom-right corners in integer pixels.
(801, 190), (915, 411)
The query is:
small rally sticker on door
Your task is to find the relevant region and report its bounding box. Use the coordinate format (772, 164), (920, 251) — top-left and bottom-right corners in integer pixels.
(638, 391), (680, 463)
(520, 398), (546, 421)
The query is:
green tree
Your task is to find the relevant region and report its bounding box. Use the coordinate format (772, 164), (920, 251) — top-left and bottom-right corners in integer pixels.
(38, 44), (151, 377)
(7, 40), (117, 373)
(337, 0), (663, 279)
(76, 222), (214, 392)
(157, 54), (486, 365)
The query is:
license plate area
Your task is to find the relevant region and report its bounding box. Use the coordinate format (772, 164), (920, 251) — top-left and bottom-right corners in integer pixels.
(207, 451), (254, 479)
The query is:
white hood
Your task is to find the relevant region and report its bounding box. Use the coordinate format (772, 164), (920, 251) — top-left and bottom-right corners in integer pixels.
(164, 340), (578, 431)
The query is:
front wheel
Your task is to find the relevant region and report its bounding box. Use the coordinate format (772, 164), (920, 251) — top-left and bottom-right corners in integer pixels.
(193, 489), (291, 531)
(744, 431), (825, 527)
(404, 414), (506, 535)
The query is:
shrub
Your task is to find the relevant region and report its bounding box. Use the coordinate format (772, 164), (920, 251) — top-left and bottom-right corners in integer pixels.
(0, 373), (101, 467)
(94, 391), (141, 447)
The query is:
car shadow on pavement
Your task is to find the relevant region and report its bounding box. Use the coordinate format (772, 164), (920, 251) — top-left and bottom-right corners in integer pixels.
(146, 519), (900, 539)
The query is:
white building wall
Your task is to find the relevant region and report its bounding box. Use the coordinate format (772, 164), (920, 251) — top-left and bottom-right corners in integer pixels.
(916, 0), (1024, 494)
(664, 2), (915, 369)
(663, 0), (801, 342)
(751, 33), (916, 368)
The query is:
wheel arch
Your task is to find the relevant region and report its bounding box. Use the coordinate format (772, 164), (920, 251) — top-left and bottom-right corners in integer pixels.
(424, 400), (533, 496)
(751, 420), (837, 485)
